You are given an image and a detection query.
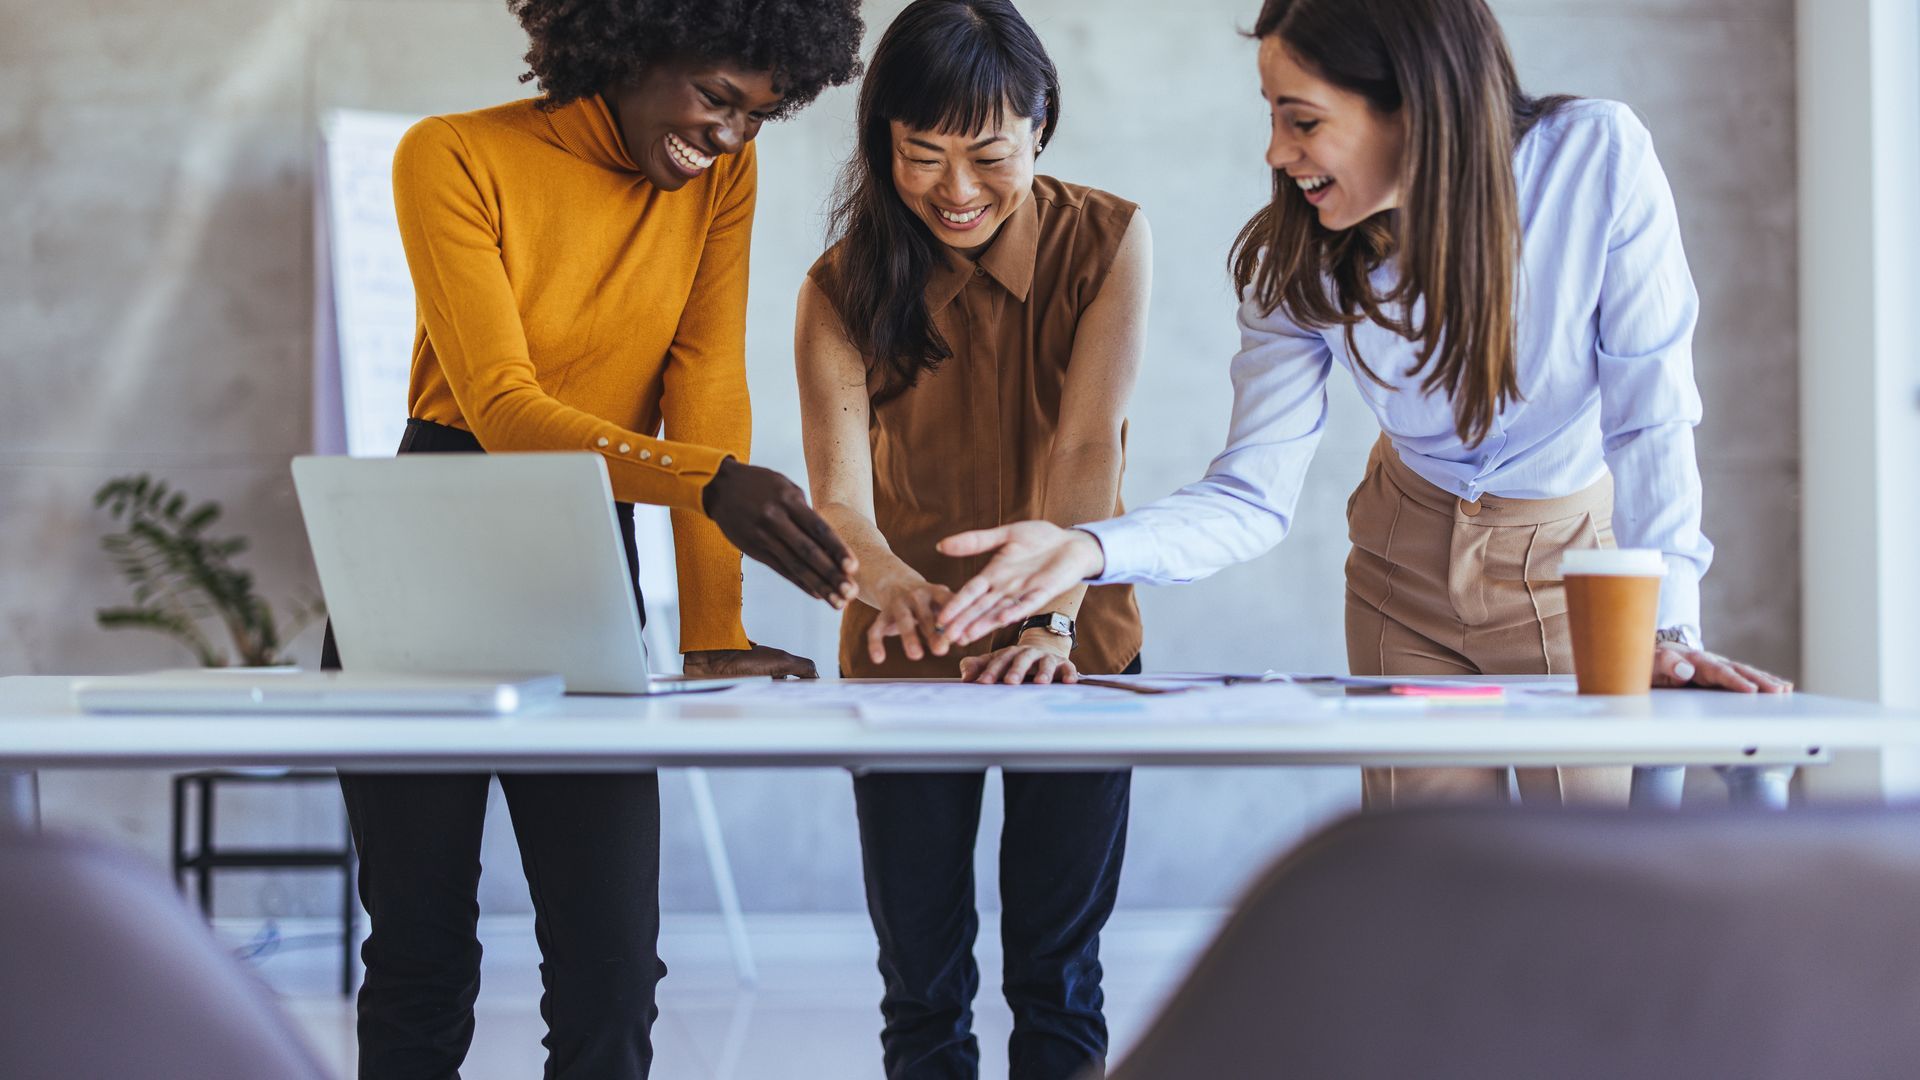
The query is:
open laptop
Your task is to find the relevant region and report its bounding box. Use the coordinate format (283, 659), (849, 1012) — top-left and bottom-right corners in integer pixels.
(281, 451), (755, 696)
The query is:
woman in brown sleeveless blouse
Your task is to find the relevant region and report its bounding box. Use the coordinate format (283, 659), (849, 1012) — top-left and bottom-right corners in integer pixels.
(794, 3), (1150, 1076)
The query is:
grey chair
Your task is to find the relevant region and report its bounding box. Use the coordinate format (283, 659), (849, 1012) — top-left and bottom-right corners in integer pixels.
(0, 828), (330, 1080)
(1108, 808), (1920, 1080)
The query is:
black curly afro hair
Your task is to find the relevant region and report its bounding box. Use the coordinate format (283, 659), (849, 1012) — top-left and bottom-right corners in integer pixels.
(508, 0), (865, 119)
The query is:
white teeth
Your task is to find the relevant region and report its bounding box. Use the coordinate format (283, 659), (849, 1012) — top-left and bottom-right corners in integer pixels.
(1294, 175), (1331, 192)
(936, 206), (987, 224)
(665, 133), (714, 171)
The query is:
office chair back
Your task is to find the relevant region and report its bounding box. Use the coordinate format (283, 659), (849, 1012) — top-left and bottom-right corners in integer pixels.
(1109, 808), (1920, 1080)
(0, 829), (329, 1079)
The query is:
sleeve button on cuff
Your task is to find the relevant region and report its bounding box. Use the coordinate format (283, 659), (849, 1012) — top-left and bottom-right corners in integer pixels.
(661, 455), (673, 466)
(596, 437), (609, 447)
(639, 449), (652, 460)
(618, 443), (632, 453)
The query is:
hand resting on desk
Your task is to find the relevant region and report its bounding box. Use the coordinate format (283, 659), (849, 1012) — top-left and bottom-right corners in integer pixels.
(959, 630), (1080, 685)
(1654, 643), (1792, 694)
(685, 644), (819, 680)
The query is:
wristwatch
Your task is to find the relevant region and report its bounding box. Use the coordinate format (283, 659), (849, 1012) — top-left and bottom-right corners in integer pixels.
(1655, 625), (1702, 650)
(1017, 612), (1076, 643)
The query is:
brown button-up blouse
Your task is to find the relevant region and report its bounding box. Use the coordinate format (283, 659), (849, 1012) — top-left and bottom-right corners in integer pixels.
(809, 175), (1144, 678)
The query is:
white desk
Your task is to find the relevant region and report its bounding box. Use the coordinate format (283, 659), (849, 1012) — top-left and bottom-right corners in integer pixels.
(2, 674), (1916, 820)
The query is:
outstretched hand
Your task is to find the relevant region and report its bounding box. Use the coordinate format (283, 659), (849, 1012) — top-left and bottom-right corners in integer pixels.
(933, 521), (1105, 645)
(702, 457), (858, 608)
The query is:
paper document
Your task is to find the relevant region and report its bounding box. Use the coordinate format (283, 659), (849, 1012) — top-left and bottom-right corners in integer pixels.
(1084, 673), (1601, 713)
(697, 678), (1329, 727)
(1076, 672), (1290, 693)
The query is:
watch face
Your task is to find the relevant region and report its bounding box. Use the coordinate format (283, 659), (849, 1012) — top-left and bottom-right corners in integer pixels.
(1024, 613), (1073, 637)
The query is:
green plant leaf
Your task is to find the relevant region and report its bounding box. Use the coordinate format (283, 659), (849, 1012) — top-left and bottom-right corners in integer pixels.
(96, 606), (225, 667)
(92, 472), (280, 669)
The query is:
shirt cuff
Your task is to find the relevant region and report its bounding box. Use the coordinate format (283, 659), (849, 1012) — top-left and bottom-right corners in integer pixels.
(590, 429), (729, 513)
(1079, 517), (1156, 586)
(1657, 558), (1702, 641)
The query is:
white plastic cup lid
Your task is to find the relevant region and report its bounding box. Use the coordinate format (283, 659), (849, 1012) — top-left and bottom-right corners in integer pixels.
(1559, 548), (1667, 577)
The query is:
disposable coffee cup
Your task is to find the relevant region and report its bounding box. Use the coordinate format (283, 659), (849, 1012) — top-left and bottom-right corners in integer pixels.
(1560, 548), (1666, 696)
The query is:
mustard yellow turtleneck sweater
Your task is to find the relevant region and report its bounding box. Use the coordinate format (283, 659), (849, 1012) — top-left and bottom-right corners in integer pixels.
(392, 94), (754, 652)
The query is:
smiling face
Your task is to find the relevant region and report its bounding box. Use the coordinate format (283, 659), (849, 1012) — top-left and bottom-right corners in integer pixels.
(888, 112), (1038, 256)
(606, 58), (785, 191)
(1258, 34), (1406, 232)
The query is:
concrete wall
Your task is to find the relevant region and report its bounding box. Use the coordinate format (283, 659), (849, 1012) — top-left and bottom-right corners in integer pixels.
(3, 0), (1798, 917)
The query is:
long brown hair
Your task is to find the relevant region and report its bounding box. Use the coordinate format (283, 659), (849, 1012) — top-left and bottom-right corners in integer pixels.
(821, 0), (1060, 404)
(1230, 0), (1570, 446)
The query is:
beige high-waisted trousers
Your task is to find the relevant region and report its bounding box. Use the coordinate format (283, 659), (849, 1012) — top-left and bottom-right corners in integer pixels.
(1346, 437), (1632, 808)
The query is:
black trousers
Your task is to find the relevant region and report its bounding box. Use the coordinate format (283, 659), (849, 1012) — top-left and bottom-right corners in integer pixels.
(853, 655), (1140, 1080)
(325, 418), (664, 1079)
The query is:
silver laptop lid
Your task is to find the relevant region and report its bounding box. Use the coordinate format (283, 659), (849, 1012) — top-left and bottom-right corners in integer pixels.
(292, 453), (652, 693)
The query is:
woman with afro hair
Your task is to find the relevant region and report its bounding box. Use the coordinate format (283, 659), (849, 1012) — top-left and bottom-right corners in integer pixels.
(332, 2), (862, 1076)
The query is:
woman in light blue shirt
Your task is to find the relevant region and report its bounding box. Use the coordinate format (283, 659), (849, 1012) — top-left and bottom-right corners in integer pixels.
(928, 0), (1790, 805)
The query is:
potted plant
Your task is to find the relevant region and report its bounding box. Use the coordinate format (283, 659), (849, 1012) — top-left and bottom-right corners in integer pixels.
(93, 474), (324, 667)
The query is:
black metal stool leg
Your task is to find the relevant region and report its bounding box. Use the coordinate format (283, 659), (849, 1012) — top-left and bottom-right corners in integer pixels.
(341, 847), (357, 997)
(195, 775), (214, 917)
(170, 775), (188, 891)
(168, 770), (361, 994)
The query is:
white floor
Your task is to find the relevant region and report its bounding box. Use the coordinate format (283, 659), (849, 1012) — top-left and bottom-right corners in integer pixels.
(250, 909), (1225, 1079)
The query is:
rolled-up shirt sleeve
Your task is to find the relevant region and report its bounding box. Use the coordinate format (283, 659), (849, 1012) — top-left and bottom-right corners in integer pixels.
(1594, 110), (1714, 633)
(1084, 295), (1332, 585)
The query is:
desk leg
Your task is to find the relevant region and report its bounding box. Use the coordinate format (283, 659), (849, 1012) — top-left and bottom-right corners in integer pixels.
(1716, 765), (1795, 810)
(1630, 766), (1686, 810)
(3, 771), (40, 832)
(685, 768), (758, 988)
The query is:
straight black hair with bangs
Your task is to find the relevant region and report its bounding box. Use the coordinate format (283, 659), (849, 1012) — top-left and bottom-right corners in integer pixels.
(822, 0), (1060, 403)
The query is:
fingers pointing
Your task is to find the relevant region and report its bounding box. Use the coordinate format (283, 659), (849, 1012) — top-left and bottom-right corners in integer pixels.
(938, 526), (1009, 558)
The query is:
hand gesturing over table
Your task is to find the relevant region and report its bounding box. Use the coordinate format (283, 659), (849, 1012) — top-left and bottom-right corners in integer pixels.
(866, 579), (955, 664)
(933, 521), (1104, 645)
(702, 457), (860, 608)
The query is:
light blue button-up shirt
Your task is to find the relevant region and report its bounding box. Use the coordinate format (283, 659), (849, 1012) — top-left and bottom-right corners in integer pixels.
(1085, 99), (1712, 633)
